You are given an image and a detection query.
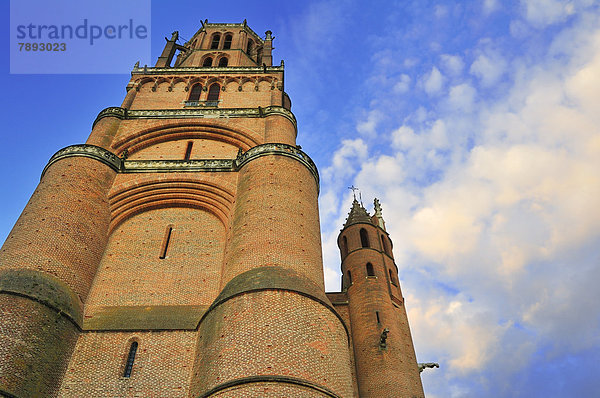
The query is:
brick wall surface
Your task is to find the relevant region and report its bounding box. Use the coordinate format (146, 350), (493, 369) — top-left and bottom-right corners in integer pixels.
(111, 118), (265, 155)
(207, 383), (332, 397)
(329, 300), (361, 397)
(264, 114), (296, 145)
(58, 330), (196, 397)
(190, 289), (354, 398)
(86, 206), (225, 310)
(0, 21), (426, 397)
(0, 156), (115, 302)
(222, 155), (323, 289)
(0, 294), (78, 398)
(128, 74), (282, 111)
(340, 223), (424, 397)
(127, 138), (239, 160)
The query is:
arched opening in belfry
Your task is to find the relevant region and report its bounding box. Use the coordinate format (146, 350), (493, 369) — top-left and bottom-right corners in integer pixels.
(223, 34), (233, 49)
(188, 84), (202, 101)
(207, 83), (220, 102)
(218, 57), (229, 67)
(203, 57), (213, 67)
(210, 33), (221, 49)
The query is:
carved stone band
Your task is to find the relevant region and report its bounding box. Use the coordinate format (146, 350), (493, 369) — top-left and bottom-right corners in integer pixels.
(92, 106), (297, 132)
(42, 143), (320, 189)
(237, 142), (320, 187)
(42, 144), (122, 177)
(132, 65), (284, 75)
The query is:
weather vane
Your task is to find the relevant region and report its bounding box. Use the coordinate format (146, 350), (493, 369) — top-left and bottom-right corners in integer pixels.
(348, 185), (359, 200)
(348, 185), (363, 204)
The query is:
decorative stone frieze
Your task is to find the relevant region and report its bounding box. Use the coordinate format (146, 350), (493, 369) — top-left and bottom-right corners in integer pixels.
(42, 144), (122, 177)
(92, 106), (296, 130)
(42, 143), (319, 189)
(132, 65), (283, 75)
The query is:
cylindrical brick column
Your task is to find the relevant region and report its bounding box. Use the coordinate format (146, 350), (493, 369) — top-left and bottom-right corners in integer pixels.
(340, 222), (424, 398)
(0, 148), (118, 397)
(193, 146), (354, 397)
(190, 267), (354, 398)
(86, 107), (127, 149)
(222, 149), (323, 289)
(264, 114), (295, 145)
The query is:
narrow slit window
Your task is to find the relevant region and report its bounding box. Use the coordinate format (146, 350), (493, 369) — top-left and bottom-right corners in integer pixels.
(207, 83), (220, 102)
(360, 228), (370, 248)
(366, 262), (375, 277)
(389, 269), (397, 285)
(203, 57), (213, 67)
(218, 57), (229, 67)
(341, 235), (348, 257)
(376, 311), (381, 324)
(347, 270), (352, 285)
(247, 39), (254, 55)
(184, 142), (193, 160)
(159, 226), (172, 259)
(188, 84), (202, 101)
(210, 34), (221, 49)
(123, 341), (138, 378)
(223, 34), (233, 49)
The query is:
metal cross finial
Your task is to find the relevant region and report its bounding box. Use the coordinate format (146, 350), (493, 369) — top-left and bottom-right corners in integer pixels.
(348, 185), (359, 201)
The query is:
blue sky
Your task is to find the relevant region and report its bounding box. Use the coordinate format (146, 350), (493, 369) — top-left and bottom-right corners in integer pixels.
(2, 1), (600, 396)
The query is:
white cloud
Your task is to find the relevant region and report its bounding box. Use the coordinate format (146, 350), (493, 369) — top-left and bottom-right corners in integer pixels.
(394, 74), (412, 93)
(520, 0), (576, 27)
(423, 66), (444, 95)
(435, 5), (448, 19)
(392, 125), (418, 150)
(470, 50), (507, 87)
(322, 7), (600, 391)
(483, 0), (500, 15)
(356, 109), (384, 137)
(325, 138), (368, 180)
(440, 54), (465, 76)
(447, 83), (476, 111)
(404, 57), (419, 68)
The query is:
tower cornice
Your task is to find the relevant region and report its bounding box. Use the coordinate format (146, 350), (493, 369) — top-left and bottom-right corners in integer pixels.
(131, 65), (283, 75)
(92, 106), (296, 131)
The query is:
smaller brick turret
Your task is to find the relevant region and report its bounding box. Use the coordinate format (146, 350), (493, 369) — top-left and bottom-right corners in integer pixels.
(337, 198), (424, 397)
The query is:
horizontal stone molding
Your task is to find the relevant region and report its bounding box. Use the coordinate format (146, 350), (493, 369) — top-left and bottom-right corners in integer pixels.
(90, 106), (127, 128)
(92, 105), (297, 131)
(199, 375), (342, 398)
(198, 267), (348, 341)
(132, 65), (283, 75)
(0, 388), (19, 398)
(0, 269), (83, 327)
(237, 142), (319, 187)
(122, 159), (235, 173)
(82, 304), (208, 331)
(41, 144), (122, 178)
(43, 143), (319, 188)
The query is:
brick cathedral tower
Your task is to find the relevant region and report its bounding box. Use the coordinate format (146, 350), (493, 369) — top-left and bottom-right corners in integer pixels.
(0, 21), (425, 397)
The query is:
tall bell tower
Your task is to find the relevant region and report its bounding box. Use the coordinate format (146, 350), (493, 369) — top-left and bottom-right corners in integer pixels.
(0, 20), (425, 398)
(334, 198), (425, 397)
